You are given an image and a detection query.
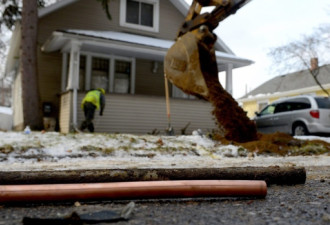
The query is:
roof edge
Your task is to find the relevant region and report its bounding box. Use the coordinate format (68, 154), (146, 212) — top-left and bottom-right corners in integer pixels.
(42, 30), (253, 69)
(241, 64), (330, 99)
(169, 0), (190, 16)
(38, 0), (78, 18)
(239, 83), (330, 102)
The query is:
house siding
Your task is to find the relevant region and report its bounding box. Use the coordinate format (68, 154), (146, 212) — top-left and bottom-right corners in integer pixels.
(76, 93), (216, 134)
(37, 51), (62, 115)
(315, 89), (330, 97)
(59, 91), (73, 133)
(241, 101), (258, 118)
(135, 59), (171, 96)
(159, 0), (184, 39)
(12, 73), (24, 130)
(38, 0), (184, 43)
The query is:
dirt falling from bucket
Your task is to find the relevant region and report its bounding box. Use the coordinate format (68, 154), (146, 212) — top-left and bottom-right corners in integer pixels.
(198, 44), (258, 143)
(208, 82), (258, 143)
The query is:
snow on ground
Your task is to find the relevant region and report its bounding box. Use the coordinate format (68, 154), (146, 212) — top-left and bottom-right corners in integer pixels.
(0, 131), (329, 171)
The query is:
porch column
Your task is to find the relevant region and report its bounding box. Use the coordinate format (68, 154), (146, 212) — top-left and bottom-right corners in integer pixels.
(66, 41), (81, 129)
(66, 41), (81, 90)
(225, 63), (233, 95)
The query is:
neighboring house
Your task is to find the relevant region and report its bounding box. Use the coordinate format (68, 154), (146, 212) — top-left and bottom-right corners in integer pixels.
(0, 106), (12, 131)
(0, 86), (11, 107)
(5, 0), (253, 134)
(239, 64), (330, 119)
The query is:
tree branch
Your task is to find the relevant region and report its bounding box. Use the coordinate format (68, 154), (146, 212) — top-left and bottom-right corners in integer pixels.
(268, 24), (330, 96)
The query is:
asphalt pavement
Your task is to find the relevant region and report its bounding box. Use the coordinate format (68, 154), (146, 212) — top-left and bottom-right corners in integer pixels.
(0, 166), (329, 225)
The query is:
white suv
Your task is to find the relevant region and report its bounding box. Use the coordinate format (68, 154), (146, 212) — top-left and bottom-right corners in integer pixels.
(254, 95), (330, 136)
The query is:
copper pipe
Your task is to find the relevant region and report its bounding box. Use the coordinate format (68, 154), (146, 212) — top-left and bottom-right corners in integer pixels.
(0, 180), (267, 203)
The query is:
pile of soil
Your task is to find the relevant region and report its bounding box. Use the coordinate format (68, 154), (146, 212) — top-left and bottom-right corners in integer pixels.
(214, 132), (330, 156)
(198, 45), (330, 155)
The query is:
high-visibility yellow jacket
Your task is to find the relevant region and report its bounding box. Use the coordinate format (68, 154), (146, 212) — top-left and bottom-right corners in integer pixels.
(81, 90), (102, 110)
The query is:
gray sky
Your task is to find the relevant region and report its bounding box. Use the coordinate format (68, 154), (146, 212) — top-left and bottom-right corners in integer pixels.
(186, 0), (330, 98)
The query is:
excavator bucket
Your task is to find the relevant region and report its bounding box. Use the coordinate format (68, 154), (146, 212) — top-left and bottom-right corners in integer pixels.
(164, 32), (211, 99)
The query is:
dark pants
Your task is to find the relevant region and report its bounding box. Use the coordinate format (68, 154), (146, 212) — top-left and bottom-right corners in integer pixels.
(80, 102), (96, 132)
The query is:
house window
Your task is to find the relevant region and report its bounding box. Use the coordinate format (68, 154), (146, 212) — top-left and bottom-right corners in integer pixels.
(120, 0), (159, 32)
(259, 104), (275, 116)
(114, 60), (131, 94)
(91, 57), (109, 92)
(62, 52), (135, 94)
(172, 85), (195, 99)
(79, 55), (86, 90)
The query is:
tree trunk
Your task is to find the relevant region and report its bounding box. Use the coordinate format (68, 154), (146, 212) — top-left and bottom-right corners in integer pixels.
(20, 0), (42, 130)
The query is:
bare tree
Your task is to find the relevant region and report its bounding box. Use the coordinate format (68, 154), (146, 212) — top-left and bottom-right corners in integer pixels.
(0, 0), (48, 77)
(268, 24), (330, 96)
(0, 0), (47, 111)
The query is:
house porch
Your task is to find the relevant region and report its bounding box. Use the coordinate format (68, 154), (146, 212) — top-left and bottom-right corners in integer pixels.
(60, 91), (217, 134)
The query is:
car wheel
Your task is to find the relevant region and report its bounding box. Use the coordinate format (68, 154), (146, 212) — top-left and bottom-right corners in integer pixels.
(293, 123), (308, 136)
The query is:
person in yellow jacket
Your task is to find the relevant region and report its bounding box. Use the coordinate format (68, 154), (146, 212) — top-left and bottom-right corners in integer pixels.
(80, 88), (106, 132)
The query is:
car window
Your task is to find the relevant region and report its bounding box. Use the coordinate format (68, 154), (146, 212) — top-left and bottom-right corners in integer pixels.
(315, 98), (330, 109)
(259, 104), (276, 116)
(274, 103), (291, 113)
(289, 98), (311, 110)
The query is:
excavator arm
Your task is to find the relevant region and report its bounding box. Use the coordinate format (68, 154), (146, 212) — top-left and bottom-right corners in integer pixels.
(178, 0), (251, 38)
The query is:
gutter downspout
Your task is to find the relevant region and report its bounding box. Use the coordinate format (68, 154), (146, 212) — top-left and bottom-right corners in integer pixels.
(73, 89), (78, 128)
(225, 63), (233, 95)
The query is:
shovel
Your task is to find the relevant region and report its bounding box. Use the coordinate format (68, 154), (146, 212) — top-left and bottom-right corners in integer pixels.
(164, 75), (174, 135)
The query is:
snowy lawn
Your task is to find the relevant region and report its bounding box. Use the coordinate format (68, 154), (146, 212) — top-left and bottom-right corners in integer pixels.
(0, 131), (329, 171)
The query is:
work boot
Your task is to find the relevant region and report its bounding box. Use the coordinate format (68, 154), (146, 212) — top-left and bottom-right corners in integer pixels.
(80, 121), (87, 131)
(87, 123), (94, 133)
